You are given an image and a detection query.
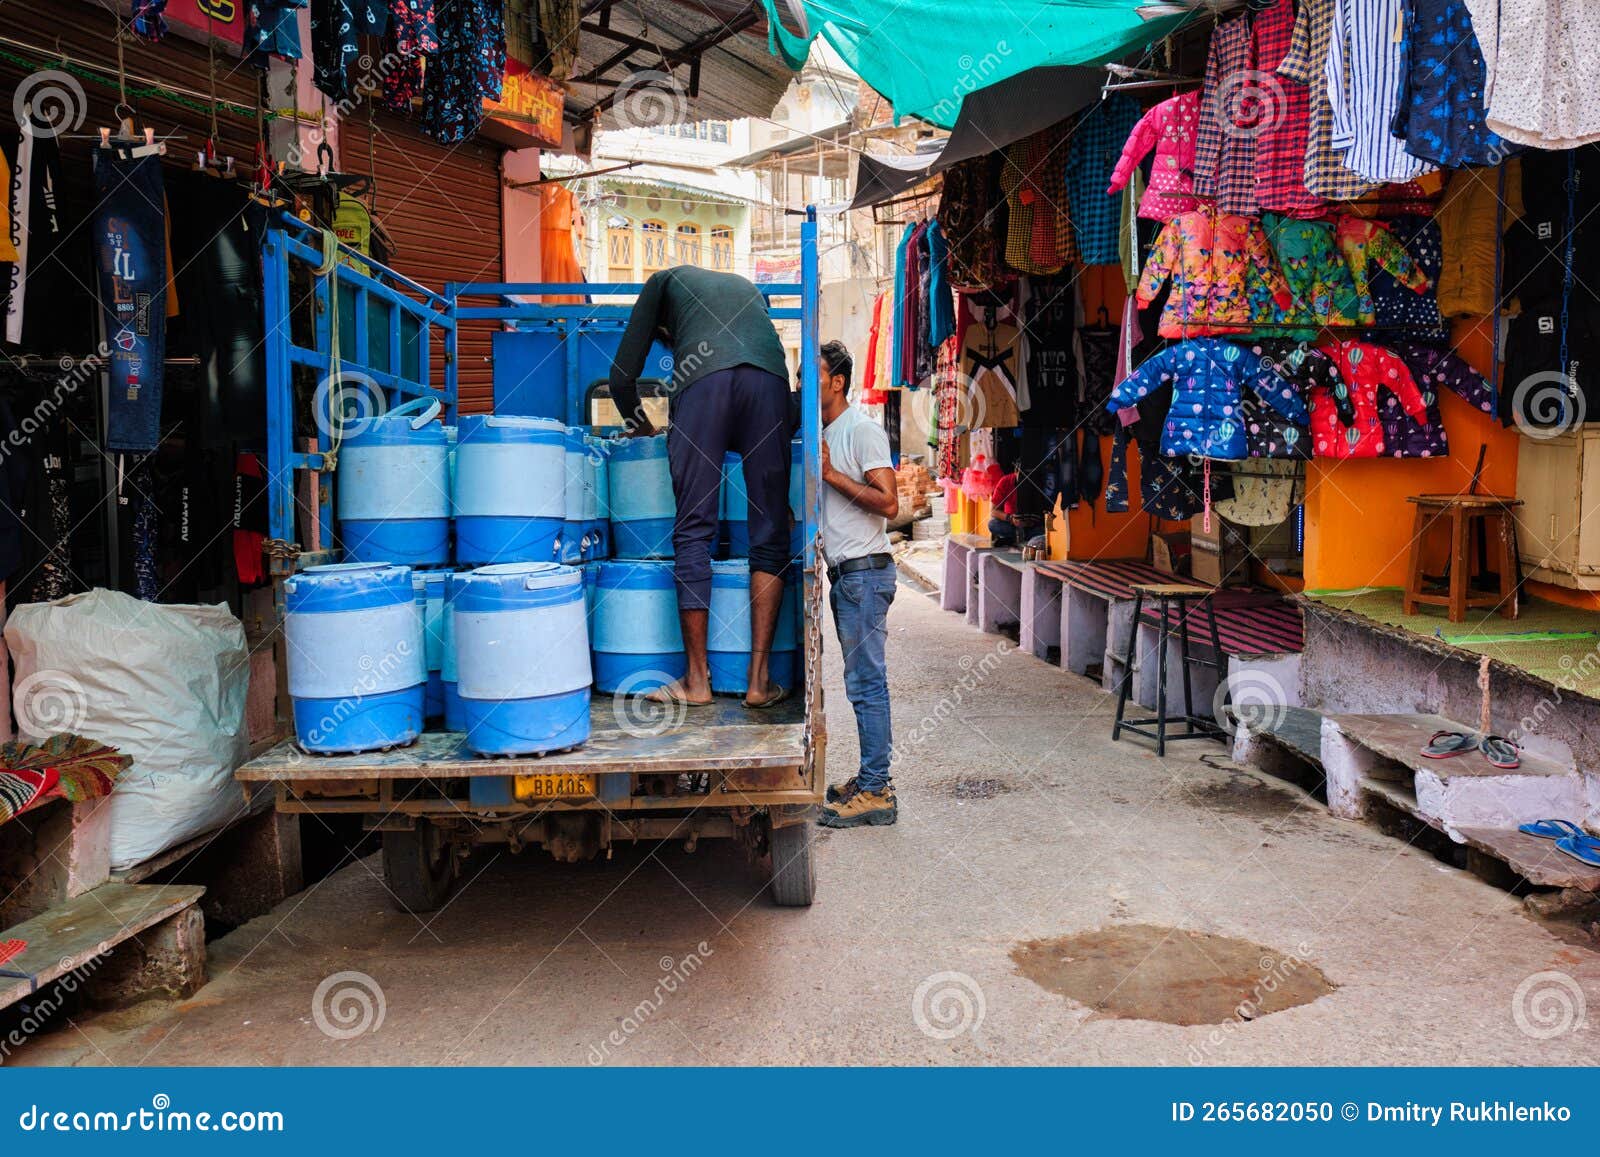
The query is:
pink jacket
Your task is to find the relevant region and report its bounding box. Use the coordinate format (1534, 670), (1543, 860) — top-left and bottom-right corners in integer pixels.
(1108, 90), (1201, 221)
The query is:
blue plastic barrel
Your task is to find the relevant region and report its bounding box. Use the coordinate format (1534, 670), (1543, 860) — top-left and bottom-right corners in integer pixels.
(439, 570), (473, 731)
(719, 438), (803, 560)
(608, 433), (675, 559)
(584, 436), (612, 559)
(454, 415), (566, 564)
(592, 560), (686, 693)
(580, 561), (600, 640)
(285, 562), (426, 753)
(453, 562), (592, 756)
(706, 561), (804, 694)
(771, 572), (802, 690)
(561, 427), (590, 563)
(412, 570), (448, 723)
(337, 398), (450, 566)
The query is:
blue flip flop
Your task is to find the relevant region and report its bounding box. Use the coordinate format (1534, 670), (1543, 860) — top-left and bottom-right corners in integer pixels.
(1519, 819), (1587, 840)
(1555, 835), (1600, 868)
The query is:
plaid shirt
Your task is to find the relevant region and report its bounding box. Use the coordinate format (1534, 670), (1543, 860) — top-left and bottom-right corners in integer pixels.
(1279, 0), (1380, 201)
(1067, 94), (1141, 264)
(1000, 123), (1076, 275)
(1193, 14), (1258, 217)
(1255, 0), (1323, 217)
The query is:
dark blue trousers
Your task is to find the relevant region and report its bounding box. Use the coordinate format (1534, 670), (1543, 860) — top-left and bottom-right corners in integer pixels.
(667, 365), (791, 611)
(92, 146), (167, 453)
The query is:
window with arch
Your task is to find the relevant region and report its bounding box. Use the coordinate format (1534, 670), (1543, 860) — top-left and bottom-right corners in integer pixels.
(709, 225), (734, 272)
(675, 222), (702, 266)
(640, 219), (669, 270)
(606, 215), (634, 280)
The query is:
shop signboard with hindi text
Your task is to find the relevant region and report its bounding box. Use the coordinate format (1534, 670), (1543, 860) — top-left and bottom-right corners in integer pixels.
(482, 71), (565, 150)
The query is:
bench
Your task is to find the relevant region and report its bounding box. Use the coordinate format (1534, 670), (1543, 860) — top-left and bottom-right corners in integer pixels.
(1033, 559), (1183, 694)
(976, 550), (1026, 636)
(940, 533), (993, 619)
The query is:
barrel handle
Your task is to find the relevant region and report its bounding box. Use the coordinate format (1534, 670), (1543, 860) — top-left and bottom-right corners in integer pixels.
(390, 396), (443, 428)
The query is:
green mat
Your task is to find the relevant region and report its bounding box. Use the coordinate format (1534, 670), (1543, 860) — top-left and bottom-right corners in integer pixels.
(1307, 588), (1600, 698)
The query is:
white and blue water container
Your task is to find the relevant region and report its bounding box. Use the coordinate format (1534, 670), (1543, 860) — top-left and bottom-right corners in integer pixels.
(453, 415), (566, 565)
(336, 397), (450, 566)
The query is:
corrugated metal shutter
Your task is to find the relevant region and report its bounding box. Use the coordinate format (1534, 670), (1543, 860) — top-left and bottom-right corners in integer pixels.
(339, 115), (504, 415)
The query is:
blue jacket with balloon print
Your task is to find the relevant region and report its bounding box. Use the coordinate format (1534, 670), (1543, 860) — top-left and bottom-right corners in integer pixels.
(1107, 339), (1310, 460)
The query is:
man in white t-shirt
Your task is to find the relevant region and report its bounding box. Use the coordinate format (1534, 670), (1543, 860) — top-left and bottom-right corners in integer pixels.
(814, 340), (902, 829)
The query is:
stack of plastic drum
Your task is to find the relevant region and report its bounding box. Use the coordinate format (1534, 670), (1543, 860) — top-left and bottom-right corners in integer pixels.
(453, 562), (591, 756)
(337, 398), (450, 566)
(719, 438), (804, 560)
(608, 433), (675, 559)
(412, 570), (448, 723)
(285, 563), (426, 753)
(591, 560), (685, 693)
(454, 415), (566, 564)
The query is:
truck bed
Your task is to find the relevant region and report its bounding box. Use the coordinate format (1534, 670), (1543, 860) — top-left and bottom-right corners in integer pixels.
(237, 695), (805, 782)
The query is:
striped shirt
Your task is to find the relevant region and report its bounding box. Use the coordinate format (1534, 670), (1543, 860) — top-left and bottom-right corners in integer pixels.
(1325, 0), (1436, 184)
(1279, 0), (1381, 200)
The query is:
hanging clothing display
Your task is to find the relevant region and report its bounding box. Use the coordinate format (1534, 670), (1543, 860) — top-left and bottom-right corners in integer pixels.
(1253, 0), (1322, 217)
(248, 0), (308, 59)
(1108, 90), (1201, 221)
(92, 146), (168, 454)
(957, 297), (1024, 429)
(1193, 14), (1259, 218)
(1137, 210), (1293, 338)
(1280, 0), (1382, 201)
(938, 156), (1006, 290)
(1066, 94), (1140, 264)
(1325, 0), (1436, 184)
(5, 126), (69, 350)
(1366, 215), (1447, 343)
(1313, 341), (1428, 457)
(1076, 309), (1121, 436)
(999, 124), (1075, 275)
(311, 0), (392, 101)
(1469, 0), (1600, 148)
(1262, 213), (1367, 333)
(1393, 0), (1507, 167)
(421, 0), (506, 143)
(1436, 160), (1522, 317)
(926, 220), (956, 347)
(1334, 215), (1430, 326)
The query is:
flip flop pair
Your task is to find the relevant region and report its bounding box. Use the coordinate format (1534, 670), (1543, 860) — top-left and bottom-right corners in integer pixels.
(1419, 731), (1521, 769)
(1518, 819), (1600, 868)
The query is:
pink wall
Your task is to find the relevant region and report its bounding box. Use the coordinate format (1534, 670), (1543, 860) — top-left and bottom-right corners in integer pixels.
(502, 148), (543, 283)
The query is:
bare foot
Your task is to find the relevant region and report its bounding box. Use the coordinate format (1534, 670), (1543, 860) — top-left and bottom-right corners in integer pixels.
(644, 677), (712, 706)
(743, 683), (791, 709)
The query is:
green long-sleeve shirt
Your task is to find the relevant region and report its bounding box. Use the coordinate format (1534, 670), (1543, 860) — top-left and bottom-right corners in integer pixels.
(608, 266), (789, 426)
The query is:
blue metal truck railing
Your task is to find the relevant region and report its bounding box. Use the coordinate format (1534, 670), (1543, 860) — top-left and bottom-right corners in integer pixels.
(262, 206), (819, 579)
(260, 211), (457, 552)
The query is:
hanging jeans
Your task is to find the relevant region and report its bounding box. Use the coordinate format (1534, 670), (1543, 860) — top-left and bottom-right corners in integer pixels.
(830, 565), (897, 793)
(92, 146), (167, 453)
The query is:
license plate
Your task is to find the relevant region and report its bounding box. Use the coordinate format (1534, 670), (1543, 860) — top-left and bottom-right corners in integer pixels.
(514, 772), (596, 800)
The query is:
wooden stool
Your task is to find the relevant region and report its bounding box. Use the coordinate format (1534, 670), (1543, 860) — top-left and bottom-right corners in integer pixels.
(1111, 583), (1229, 757)
(1403, 494), (1523, 623)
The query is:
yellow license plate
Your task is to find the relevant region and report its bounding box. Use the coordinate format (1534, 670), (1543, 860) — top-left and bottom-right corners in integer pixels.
(514, 772), (597, 800)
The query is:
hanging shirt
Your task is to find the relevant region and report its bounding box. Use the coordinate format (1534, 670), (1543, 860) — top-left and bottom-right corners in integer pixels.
(1393, 0), (1508, 167)
(1066, 94), (1140, 264)
(1280, 0), (1383, 201)
(889, 223), (915, 388)
(1436, 160), (1522, 317)
(1193, 14), (1259, 218)
(1253, 0), (1323, 218)
(1469, 0), (1600, 149)
(1325, 0), (1436, 184)
(1108, 91), (1201, 222)
(938, 156), (1004, 290)
(1139, 210), (1294, 340)
(999, 124), (1075, 275)
(926, 219), (955, 348)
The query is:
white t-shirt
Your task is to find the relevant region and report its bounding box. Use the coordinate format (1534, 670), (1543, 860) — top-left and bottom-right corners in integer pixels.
(820, 404), (894, 565)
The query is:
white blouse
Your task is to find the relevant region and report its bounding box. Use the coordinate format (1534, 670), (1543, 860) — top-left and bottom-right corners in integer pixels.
(1468, 0), (1600, 148)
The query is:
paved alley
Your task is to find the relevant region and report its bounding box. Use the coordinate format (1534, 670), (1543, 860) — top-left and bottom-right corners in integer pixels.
(13, 572), (1599, 1066)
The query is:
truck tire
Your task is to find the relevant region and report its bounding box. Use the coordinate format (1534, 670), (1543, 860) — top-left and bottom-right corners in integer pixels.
(382, 820), (456, 913)
(768, 811), (816, 907)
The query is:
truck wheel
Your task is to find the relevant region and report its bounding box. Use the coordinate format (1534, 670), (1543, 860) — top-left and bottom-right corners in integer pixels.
(768, 811), (816, 907)
(382, 820), (456, 913)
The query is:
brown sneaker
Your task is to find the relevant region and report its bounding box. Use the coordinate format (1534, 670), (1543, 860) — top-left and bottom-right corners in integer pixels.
(826, 776), (895, 804)
(818, 787), (898, 828)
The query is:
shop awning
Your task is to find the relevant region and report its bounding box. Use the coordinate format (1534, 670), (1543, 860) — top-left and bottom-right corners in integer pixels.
(760, 0), (1193, 128)
(849, 65), (1109, 207)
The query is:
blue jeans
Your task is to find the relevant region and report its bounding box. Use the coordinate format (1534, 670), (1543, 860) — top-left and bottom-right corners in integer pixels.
(829, 565), (896, 793)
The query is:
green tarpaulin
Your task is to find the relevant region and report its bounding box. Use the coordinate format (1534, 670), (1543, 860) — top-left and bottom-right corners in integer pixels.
(761, 0), (1193, 128)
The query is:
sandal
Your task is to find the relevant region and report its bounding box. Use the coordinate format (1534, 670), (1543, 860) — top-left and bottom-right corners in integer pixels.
(1555, 834), (1600, 868)
(1420, 730), (1477, 759)
(743, 684), (792, 710)
(1479, 734), (1521, 769)
(1518, 819), (1586, 841)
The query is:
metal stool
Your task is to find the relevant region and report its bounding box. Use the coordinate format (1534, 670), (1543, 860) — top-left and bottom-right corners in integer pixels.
(1111, 583), (1229, 756)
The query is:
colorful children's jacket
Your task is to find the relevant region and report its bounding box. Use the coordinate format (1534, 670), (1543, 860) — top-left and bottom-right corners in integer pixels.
(1312, 341), (1428, 458)
(1376, 342), (1498, 457)
(1334, 215), (1430, 327)
(1137, 210), (1294, 339)
(1238, 340), (1346, 457)
(1367, 215), (1447, 345)
(1107, 338), (1309, 460)
(1108, 91), (1201, 221)
(1261, 214), (1366, 335)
